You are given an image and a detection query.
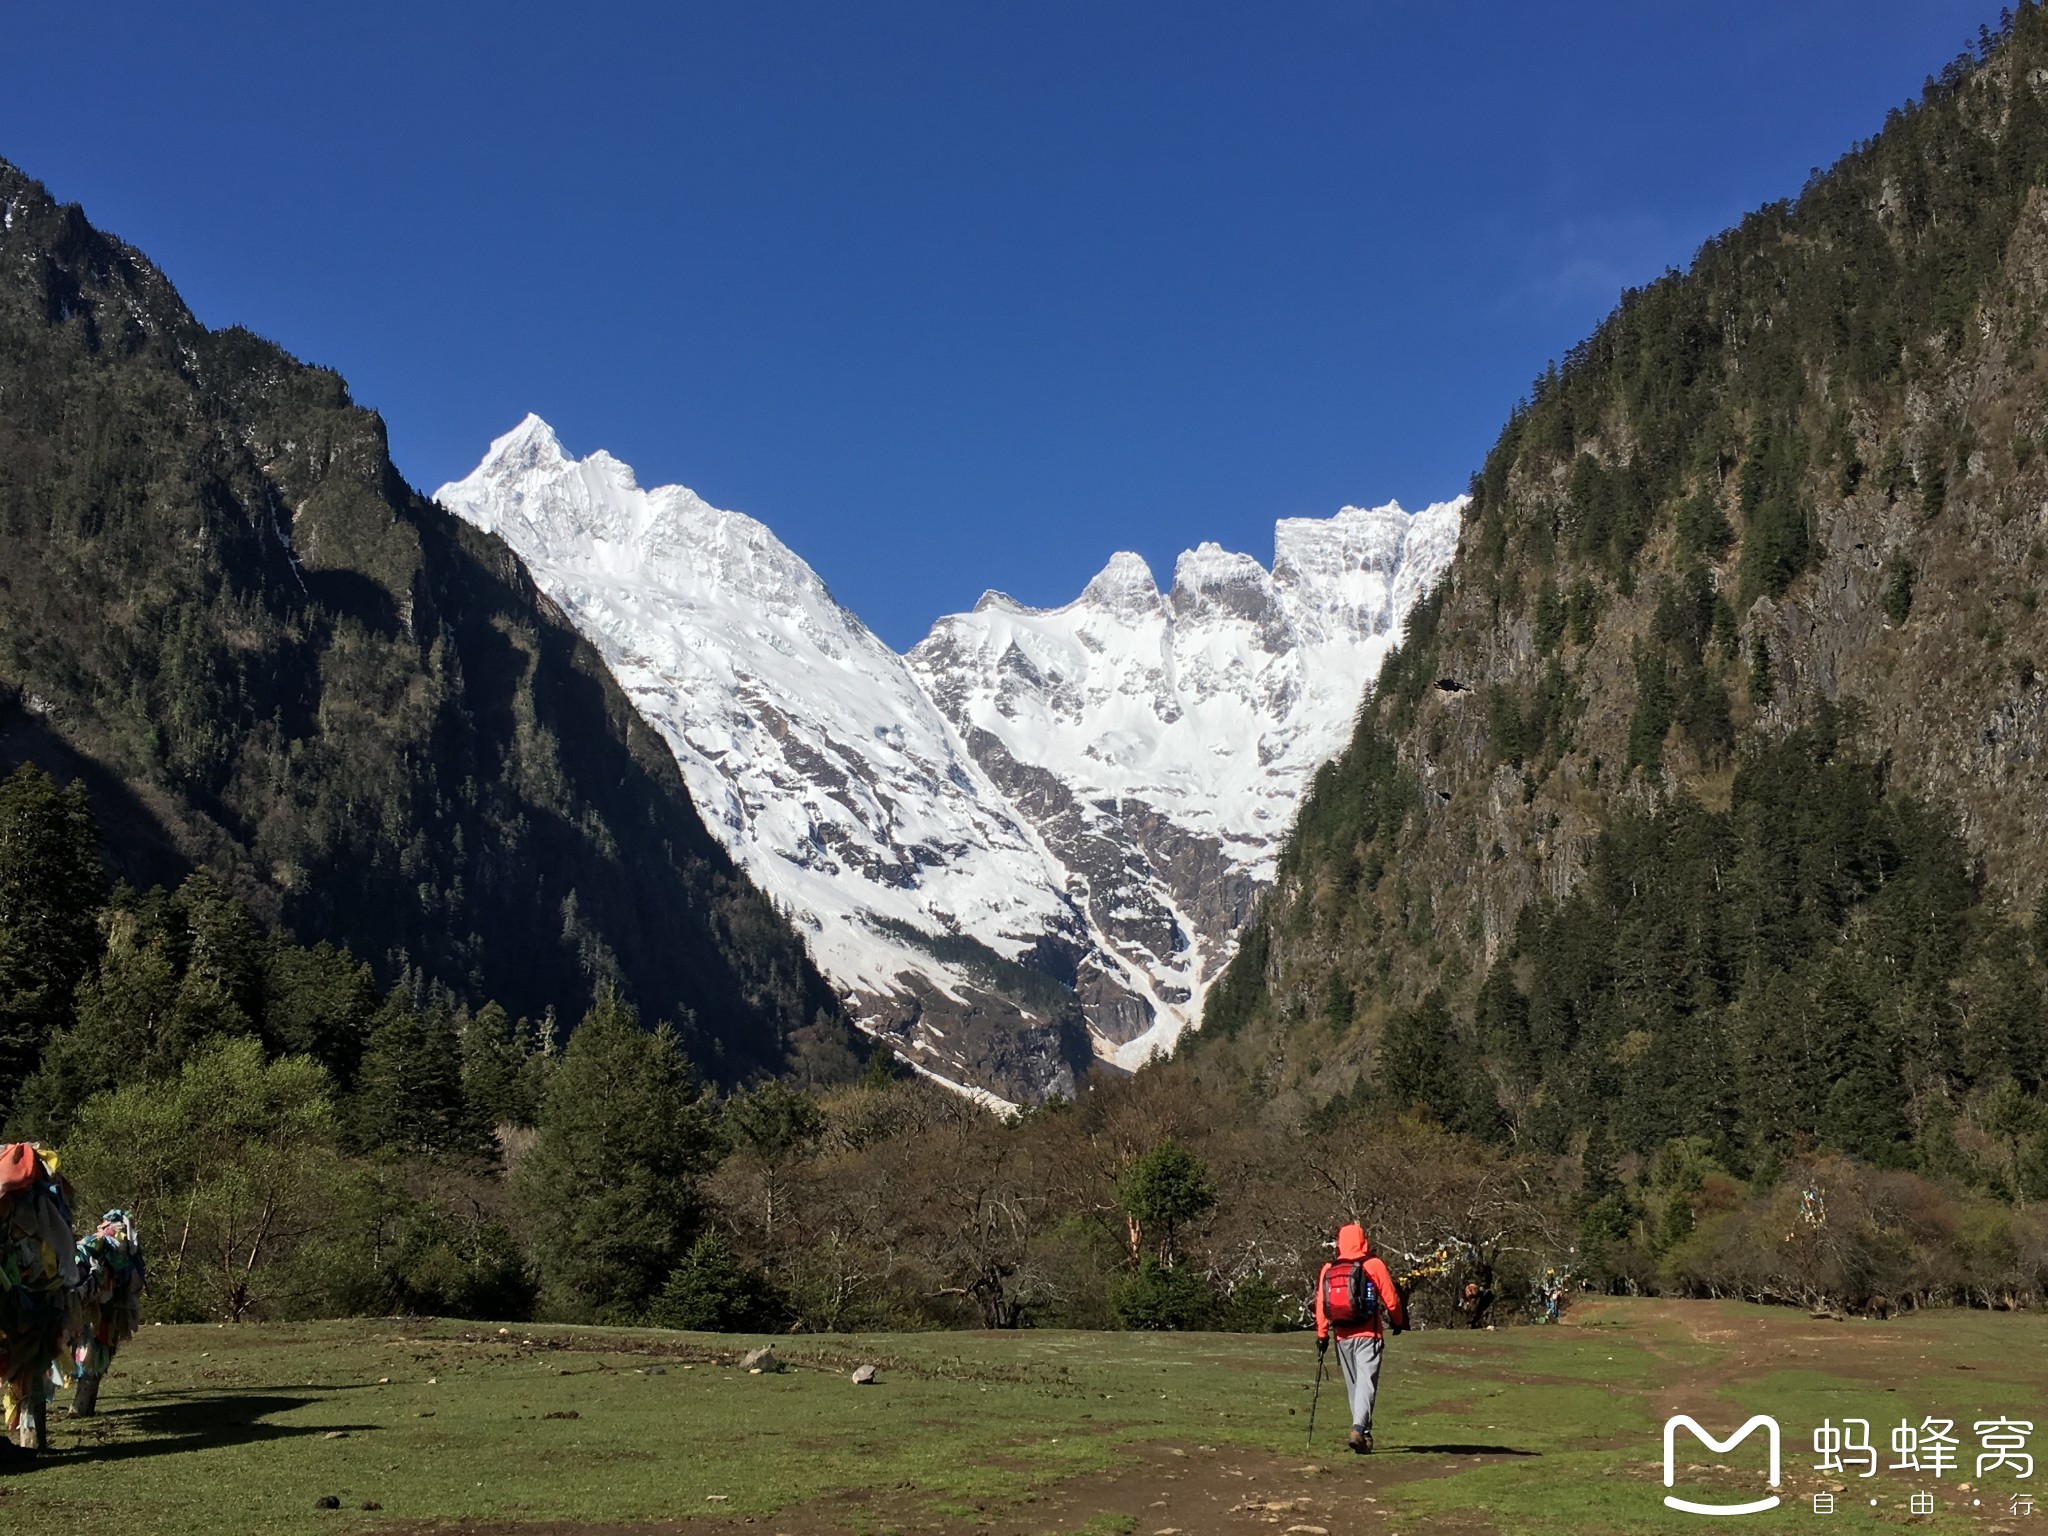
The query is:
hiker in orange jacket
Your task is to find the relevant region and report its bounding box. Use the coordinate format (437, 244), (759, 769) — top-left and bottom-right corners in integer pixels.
(1314, 1222), (1407, 1453)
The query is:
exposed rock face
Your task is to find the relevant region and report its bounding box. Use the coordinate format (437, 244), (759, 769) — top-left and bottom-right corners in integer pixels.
(1437, 184), (2048, 961)
(440, 421), (1460, 1102)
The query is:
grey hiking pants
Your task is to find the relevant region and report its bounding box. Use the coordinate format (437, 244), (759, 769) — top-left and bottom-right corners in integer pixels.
(1334, 1332), (1384, 1433)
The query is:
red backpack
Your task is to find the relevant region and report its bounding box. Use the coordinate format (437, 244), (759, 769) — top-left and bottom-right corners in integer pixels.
(1321, 1259), (1380, 1326)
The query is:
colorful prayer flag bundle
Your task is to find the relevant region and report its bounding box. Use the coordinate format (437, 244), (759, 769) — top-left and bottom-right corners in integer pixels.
(59, 1210), (147, 1387)
(0, 1142), (79, 1435)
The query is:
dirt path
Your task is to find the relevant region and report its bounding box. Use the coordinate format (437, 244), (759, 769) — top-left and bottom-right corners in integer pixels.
(379, 1438), (1505, 1536)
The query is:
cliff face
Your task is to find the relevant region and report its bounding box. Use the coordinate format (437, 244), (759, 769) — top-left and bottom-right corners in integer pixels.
(0, 159), (842, 1074)
(1204, 14), (2048, 1128)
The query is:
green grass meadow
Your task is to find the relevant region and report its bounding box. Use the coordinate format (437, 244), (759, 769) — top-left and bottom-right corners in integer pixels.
(2, 1299), (2044, 1534)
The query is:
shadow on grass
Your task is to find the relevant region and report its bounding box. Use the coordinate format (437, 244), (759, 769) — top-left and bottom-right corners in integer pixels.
(1399, 1443), (1541, 1456)
(22, 1392), (378, 1469)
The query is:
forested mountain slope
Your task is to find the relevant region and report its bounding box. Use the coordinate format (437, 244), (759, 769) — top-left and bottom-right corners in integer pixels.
(0, 158), (841, 1094)
(1204, 11), (2048, 1168)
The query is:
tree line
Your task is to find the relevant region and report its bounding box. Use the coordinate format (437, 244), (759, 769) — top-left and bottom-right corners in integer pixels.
(13, 752), (2048, 1327)
(0, 759), (1557, 1328)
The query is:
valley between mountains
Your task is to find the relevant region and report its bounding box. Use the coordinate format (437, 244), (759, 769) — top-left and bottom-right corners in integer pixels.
(437, 418), (1461, 1102)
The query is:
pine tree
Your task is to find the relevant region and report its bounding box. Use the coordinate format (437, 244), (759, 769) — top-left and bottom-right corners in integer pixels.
(1626, 649), (1674, 775)
(1117, 1140), (1216, 1269)
(460, 1001), (544, 1131)
(351, 990), (478, 1156)
(260, 941), (378, 1089)
(0, 765), (104, 1116)
(1978, 1077), (2045, 1206)
(647, 1232), (776, 1331)
(1533, 578), (1566, 654)
(168, 871), (264, 1044)
(513, 989), (716, 1321)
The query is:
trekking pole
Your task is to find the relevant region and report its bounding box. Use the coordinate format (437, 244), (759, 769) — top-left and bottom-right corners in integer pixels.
(1305, 1340), (1326, 1451)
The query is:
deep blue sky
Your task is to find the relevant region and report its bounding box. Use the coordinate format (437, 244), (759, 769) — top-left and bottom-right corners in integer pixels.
(4, 2), (2002, 647)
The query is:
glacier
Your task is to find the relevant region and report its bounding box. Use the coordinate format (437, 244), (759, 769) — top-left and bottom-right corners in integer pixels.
(437, 416), (1461, 1102)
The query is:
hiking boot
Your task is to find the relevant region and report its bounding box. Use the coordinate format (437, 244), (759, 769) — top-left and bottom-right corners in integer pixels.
(1348, 1429), (1373, 1454)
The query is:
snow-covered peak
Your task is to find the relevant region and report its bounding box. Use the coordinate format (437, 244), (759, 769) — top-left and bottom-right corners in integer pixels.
(444, 413), (648, 547)
(1078, 551), (1164, 618)
(477, 412), (570, 486)
(439, 418), (856, 633)
(437, 422), (1099, 1099)
(1273, 501), (1410, 586)
(1273, 496), (1467, 646)
(1167, 542), (1283, 634)
(581, 447), (639, 487)
(911, 494), (1463, 842)
(1171, 541), (1265, 592)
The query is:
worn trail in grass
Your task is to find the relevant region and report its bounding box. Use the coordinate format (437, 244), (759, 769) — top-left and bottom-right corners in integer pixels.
(0, 1299), (2041, 1535)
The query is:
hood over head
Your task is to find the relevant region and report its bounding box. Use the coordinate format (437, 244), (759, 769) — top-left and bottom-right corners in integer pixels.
(1336, 1222), (1370, 1260)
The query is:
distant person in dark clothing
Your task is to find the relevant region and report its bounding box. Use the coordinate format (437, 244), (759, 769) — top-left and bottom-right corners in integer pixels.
(1459, 1278), (1495, 1328)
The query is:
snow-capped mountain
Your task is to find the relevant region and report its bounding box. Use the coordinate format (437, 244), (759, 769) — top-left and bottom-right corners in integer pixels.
(437, 418), (1461, 1103)
(908, 504), (1461, 1058)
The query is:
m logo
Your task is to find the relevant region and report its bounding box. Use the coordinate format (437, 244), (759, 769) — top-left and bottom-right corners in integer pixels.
(1662, 1415), (1782, 1515)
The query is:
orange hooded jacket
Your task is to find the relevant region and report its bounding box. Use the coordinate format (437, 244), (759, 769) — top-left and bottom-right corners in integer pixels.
(1314, 1222), (1406, 1341)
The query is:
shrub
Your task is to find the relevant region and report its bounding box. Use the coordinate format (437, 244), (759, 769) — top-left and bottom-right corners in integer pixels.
(1215, 1271), (1297, 1333)
(648, 1232), (781, 1332)
(1112, 1258), (1217, 1330)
